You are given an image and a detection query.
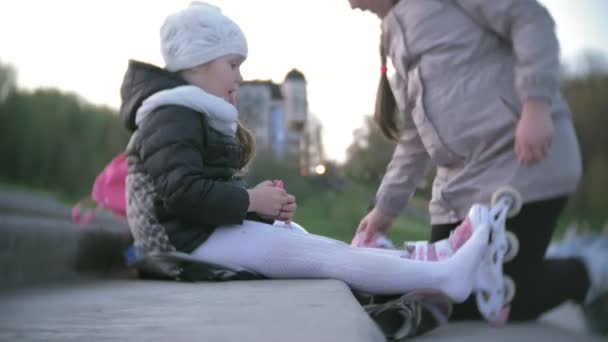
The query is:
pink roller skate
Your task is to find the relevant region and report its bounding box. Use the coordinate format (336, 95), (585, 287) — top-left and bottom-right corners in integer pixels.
(399, 197), (520, 324)
(351, 231), (395, 249)
(401, 219), (472, 261)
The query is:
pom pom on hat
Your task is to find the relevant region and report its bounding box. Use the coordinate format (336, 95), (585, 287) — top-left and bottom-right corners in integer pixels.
(160, 1), (248, 72)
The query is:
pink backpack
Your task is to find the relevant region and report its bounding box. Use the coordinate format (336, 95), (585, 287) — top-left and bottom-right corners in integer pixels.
(72, 153), (128, 225)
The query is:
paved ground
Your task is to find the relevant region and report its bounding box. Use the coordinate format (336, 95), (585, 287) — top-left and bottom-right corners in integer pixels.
(0, 279), (604, 342)
(0, 279), (384, 342)
(420, 303), (603, 341)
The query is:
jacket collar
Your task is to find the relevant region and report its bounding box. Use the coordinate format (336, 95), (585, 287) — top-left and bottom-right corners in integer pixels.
(135, 85), (238, 136)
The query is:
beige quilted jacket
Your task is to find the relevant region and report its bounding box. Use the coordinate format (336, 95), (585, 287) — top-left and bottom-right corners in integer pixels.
(376, 0), (582, 224)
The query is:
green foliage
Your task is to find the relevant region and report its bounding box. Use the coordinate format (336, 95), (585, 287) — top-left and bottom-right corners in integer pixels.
(343, 115), (396, 189)
(563, 73), (608, 225)
(243, 149), (323, 203)
(0, 76), (129, 200)
(290, 182), (429, 243)
(243, 149), (430, 242)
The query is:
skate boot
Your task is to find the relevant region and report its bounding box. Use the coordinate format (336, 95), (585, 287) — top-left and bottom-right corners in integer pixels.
(351, 231), (395, 249)
(401, 218), (473, 261)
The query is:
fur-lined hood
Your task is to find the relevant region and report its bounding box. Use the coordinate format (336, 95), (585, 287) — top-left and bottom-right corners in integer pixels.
(119, 60), (237, 136)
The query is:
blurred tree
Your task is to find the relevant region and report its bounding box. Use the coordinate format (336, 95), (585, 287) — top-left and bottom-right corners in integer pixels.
(0, 84), (129, 199)
(343, 115), (396, 188)
(562, 52), (608, 226)
(577, 50), (608, 78)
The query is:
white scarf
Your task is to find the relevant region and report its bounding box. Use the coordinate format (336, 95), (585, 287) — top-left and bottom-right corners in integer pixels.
(135, 85), (238, 136)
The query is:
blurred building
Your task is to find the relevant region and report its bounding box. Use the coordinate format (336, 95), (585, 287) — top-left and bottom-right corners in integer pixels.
(236, 69), (324, 174)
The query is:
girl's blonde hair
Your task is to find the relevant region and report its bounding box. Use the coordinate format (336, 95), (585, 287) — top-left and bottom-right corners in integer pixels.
(179, 66), (255, 168)
(236, 121), (255, 168)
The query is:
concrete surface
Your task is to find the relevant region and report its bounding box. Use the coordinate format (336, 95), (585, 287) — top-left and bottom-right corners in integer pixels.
(0, 279), (384, 342)
(0, 279), (603, 342)
(420, 303), (604, 341)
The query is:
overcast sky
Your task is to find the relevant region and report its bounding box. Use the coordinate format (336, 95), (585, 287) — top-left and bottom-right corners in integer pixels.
(1, 0), (607, 162)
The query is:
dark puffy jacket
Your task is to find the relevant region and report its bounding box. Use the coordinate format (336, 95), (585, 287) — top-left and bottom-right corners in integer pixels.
(120, 60), (250, 252)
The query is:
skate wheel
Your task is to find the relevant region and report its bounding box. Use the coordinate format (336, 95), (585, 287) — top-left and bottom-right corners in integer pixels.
(503, 276), (516, 304)
(491, 186), (522, 218)
(503, 231), (519, 262)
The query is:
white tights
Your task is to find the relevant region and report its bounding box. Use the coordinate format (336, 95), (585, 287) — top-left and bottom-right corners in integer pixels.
(191, 220), (489, 302)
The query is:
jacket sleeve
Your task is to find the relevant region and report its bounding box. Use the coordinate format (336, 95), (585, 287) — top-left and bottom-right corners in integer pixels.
(454, 0), (560, 102)
(375, 113), (431, 218)
(137, 105), (249, 226)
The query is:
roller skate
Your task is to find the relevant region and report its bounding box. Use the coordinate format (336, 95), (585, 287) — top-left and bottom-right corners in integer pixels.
(474, 186), (522, 323)
(400, 219), (473, 261)
(351, 231), (395, 249)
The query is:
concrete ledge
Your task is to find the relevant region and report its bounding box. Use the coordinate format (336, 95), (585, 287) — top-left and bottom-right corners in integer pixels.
(0, 279), (385, 342)
(0, 190), (132, 289)
(0, 281), (603, 342)
(0, 189), (119, 225)
(0, 214), (132, 288)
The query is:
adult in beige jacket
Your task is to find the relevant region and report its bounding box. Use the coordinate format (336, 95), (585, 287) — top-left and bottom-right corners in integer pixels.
(348, 0), (602, 323)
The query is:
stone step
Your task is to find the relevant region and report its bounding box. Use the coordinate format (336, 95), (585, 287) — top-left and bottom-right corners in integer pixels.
(0, 279), (385, 342)
(0, 188), (123, 226)
(0, 189), (132, 289)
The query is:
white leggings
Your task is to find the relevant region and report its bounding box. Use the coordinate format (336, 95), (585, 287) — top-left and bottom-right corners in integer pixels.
(191, 220), (487, 301)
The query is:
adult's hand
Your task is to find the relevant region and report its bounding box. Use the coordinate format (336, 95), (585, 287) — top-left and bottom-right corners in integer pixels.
(356, 207), (396, 243)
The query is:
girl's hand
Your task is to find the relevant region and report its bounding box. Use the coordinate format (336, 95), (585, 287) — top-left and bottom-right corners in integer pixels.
(276, 201), (297, 222)
(247, 181), (293, 219)
(356, 208), (396, 243)
(272, 180), (296, 222)
(515, 99), (554, 166)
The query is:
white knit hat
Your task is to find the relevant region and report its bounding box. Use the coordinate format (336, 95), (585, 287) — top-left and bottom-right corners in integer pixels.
(160, 2), (248, 72)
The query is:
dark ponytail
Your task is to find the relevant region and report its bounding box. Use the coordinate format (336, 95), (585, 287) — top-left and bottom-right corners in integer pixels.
(374, 32), (399, 141)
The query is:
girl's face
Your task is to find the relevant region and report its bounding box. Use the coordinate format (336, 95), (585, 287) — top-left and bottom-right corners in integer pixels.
(348, 0), (394, 18)
(183, 54), (245, 104)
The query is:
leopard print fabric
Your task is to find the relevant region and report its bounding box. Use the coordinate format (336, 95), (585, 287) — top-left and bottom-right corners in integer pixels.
(125, 172), (265, 282)
(126, 172), (181, 277)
